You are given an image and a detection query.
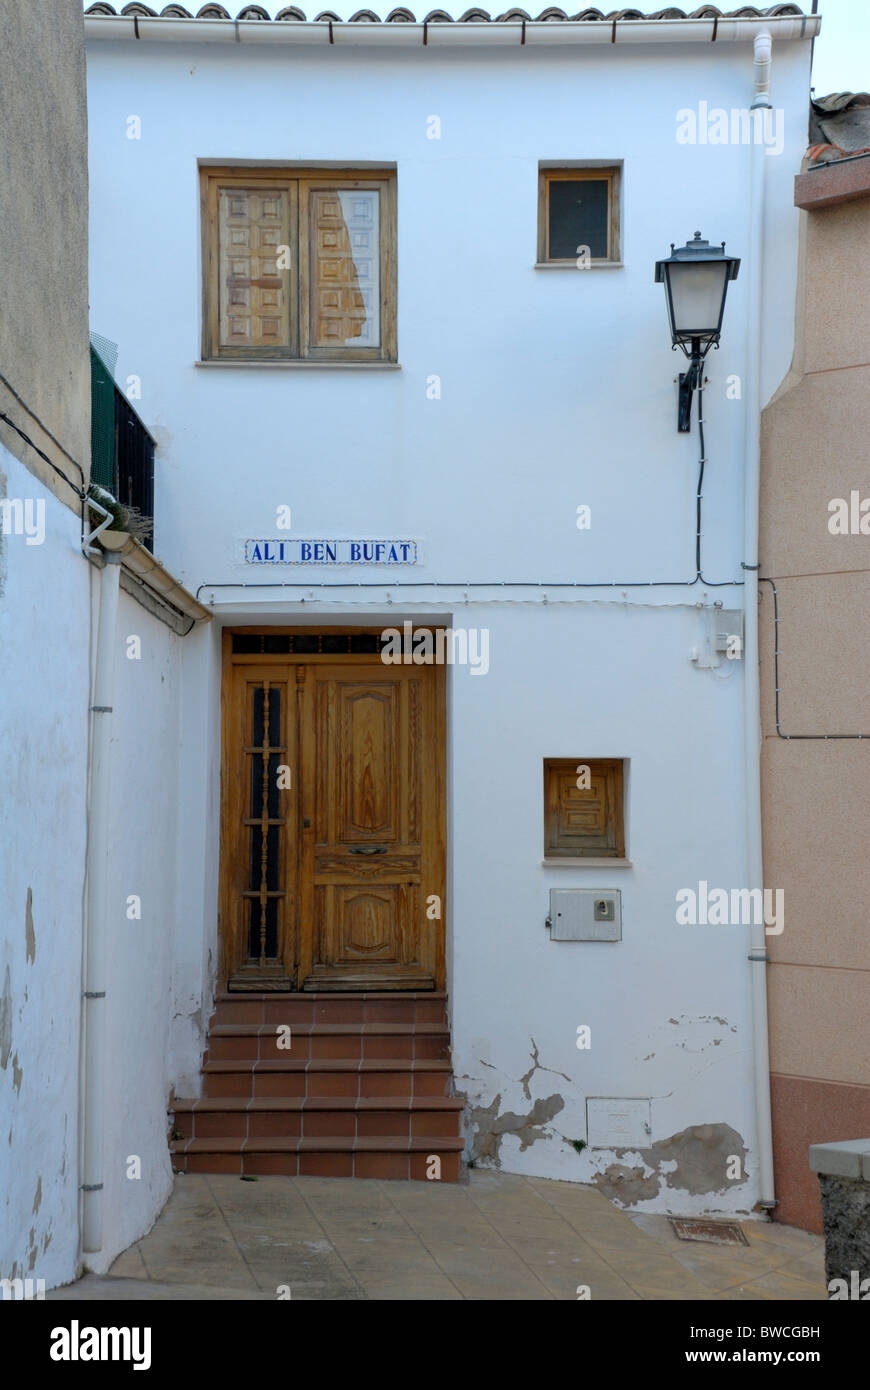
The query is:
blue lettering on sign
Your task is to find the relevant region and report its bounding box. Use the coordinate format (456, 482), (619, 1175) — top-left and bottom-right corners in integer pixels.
(244, 539), (417, 566)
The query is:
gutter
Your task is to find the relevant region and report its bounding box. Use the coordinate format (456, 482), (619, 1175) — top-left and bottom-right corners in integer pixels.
(84, 14), (820, 47)
(105, 536), (212, 632)
(743, 30), (776, 1214)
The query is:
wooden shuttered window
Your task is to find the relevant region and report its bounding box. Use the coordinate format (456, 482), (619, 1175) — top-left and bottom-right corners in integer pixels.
(202, 168), (396, 363)
(544, 758), (625, 859)
(217, 183), (295, 354)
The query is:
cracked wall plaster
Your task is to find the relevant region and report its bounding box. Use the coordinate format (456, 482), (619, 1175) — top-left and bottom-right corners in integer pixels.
(468, 1092), (566, 1165)
(25, 888), (35, 964)
(592, 1123), (748, 1206)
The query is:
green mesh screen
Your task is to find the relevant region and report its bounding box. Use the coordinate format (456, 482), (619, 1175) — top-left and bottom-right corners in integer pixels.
(89, 341), (116, 490)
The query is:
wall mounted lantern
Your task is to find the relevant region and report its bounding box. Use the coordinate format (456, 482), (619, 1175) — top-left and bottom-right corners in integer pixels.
(655, 232), (740, 432)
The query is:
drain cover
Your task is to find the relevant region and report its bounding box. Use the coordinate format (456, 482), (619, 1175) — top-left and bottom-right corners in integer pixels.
(669, 1217), (748, 1246)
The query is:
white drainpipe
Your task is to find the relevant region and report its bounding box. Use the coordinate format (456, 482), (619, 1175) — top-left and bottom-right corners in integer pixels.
(744, 30), (776, 1212)
(81, 549), (122, 1256)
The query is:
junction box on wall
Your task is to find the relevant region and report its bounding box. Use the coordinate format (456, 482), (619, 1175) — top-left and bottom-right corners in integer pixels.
(546, 888), (622, 942)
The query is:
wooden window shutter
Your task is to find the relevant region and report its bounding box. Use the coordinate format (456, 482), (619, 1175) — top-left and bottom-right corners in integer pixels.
(217, 185), (295, 353)
(544, 758), (625, 858)
(308, 188), (378, 349)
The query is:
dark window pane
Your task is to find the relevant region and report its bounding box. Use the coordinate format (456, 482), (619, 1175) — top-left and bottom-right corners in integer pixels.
(250, 752), (282, 819)
(267, 688), (280, 744)
(322, 635), (349, 654)
(263, 634), (291, 654)
(251, 686), (281, 748)
(252, 686), (264, 746)
(548, 178), (609, 260)
(350, 633), (379, 653)
(248, 896), (279, 959)
(233, 634), (261, 654)
(249, 825), (280, 892)
(292, 634), (319, 654)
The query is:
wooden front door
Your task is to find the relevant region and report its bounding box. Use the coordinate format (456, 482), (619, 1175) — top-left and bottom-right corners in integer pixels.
(219, 632), (445, 992)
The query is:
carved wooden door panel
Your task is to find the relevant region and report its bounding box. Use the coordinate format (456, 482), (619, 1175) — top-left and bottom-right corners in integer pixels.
(297, 664), (444, 991)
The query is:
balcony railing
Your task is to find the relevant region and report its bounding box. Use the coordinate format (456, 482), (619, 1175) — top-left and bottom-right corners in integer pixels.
(90, 343), (155, 552)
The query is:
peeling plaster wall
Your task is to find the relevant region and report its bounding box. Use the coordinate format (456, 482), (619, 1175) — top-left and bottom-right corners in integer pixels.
(0, 447), (89, 1289)
(450, 603), (760, 1216)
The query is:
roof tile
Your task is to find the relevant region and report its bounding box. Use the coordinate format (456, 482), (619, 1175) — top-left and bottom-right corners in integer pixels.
(86, 3), (811, 22)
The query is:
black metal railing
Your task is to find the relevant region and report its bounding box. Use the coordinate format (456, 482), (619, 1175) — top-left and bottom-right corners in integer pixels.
(90, 344), (155, 551)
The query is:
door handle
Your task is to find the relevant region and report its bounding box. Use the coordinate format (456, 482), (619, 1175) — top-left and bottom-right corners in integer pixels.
(349, 846), (387, 855)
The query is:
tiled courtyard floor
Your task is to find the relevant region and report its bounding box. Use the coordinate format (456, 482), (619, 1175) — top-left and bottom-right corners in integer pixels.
(49, 1171), (827, 1301)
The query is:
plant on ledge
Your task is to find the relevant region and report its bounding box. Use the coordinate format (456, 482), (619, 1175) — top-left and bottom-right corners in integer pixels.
(87, 482), (152, 542)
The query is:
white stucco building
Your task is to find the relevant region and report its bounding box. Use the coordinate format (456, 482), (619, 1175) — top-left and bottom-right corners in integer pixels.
(2, 1), (822, 1289)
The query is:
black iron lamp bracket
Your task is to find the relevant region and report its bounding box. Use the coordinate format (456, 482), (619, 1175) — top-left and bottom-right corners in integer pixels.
(676, 337), (711, 433)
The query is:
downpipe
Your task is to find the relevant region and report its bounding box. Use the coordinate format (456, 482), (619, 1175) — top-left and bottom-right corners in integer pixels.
(81, 549), (122, 1257)
(744, 30), (776, 1213)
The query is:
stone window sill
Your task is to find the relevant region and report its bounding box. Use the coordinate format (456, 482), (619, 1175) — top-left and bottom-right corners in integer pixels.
(194, 360), (401, 370)
(541, 858), (632, 868)
(534, 262), (624, 271)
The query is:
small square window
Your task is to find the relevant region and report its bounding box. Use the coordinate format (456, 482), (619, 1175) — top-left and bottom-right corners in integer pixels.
(543, 758), (625, 858)
(538, 166), (621, 265)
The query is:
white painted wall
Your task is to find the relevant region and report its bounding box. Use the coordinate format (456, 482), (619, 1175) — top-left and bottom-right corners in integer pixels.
(86, 31), (813, 1210)
(168, 620), (222, 1098)
(449, 598), (753, 1211)
(0, 446), (88, 1290)
(93, 584), (184, 1273)
(0, 441), (206, 1282)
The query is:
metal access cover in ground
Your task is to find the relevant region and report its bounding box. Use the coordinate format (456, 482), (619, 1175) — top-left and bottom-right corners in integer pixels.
(669, 1217), (749, 1246)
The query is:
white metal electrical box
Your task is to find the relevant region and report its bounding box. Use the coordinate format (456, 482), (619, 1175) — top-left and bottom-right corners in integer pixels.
(711, 608), (744, 657)
(586, 1098), (651, 1148)
(547, 888), (622, 942)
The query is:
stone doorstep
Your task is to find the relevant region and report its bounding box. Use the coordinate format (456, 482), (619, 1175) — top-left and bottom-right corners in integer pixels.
(809, 1138), (870, 1181)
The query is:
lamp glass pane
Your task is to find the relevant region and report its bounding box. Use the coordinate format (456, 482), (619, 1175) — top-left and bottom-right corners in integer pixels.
(667, 261), (729, 337)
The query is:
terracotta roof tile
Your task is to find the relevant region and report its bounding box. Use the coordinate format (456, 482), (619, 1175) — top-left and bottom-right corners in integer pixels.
(85, 3), (811, 24)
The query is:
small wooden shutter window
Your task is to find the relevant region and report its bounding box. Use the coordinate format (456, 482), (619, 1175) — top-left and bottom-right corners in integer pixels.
(537, 166), (621, 264)
(544, 758), (625, 858)
(217, 184), (294, 353)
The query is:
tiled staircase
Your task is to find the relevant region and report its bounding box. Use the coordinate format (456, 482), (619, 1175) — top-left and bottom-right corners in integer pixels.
(169, 991), (465, 1181)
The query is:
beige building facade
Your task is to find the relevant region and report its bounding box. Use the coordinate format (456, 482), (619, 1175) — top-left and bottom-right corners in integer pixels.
(760, 95), (870, 1232)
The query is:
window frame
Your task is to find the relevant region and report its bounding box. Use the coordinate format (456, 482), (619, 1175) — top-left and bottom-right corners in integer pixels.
(543, 757), (626, 860)
(200, 165), (397, 364)
(537, 165), (622, 267)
